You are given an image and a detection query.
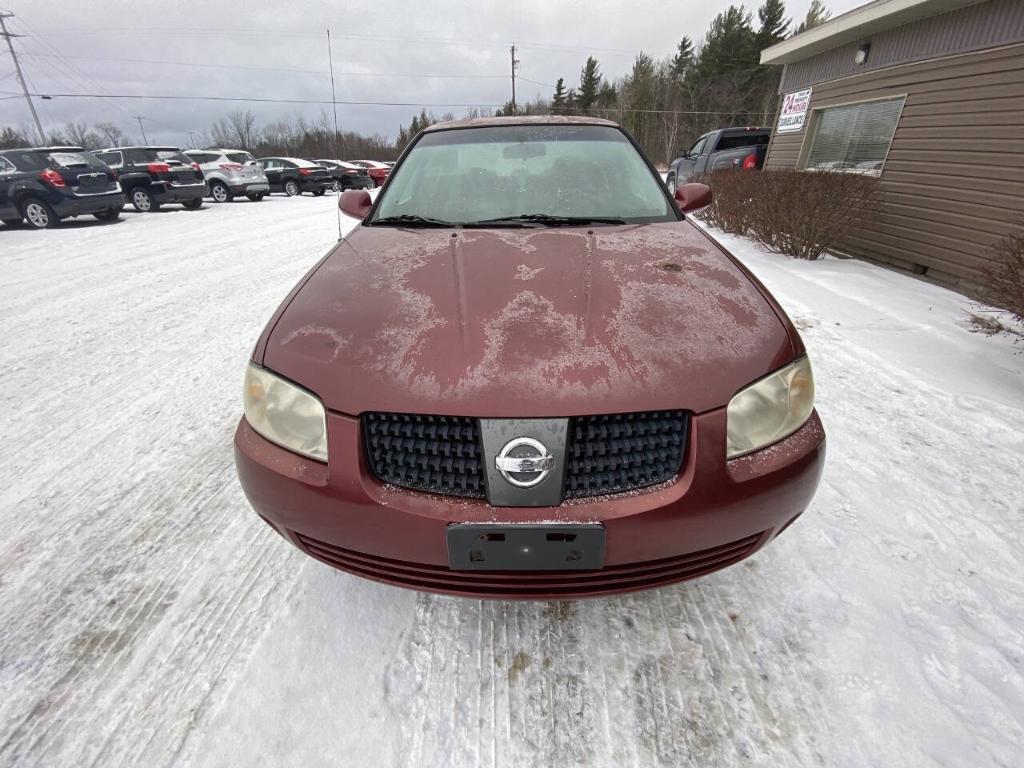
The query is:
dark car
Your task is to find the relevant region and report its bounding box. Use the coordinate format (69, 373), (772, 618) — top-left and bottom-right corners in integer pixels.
(345, 159), (389, 188)
(0, 146), (124, 229)
(666, 127), (771, 193)
(313, 159), (374, 191)
(91, 146), (205, 212)
(234, 116), (824, 599)
(256, 158), (333, 196)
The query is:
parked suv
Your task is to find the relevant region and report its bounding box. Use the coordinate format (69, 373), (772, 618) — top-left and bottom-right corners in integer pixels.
(185, 148), (270, 202)
(314, 159), (373, 191)
(665, 127), (771, 193)
(0, 146), (124, 229)
(256, 158), (333, 196)
(91, 146), (206, 212)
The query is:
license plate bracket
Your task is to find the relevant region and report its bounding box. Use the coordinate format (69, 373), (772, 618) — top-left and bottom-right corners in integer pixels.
(447, 524), (605, 571)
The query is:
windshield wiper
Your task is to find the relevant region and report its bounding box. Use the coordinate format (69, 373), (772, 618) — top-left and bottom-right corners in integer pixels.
(467, 213), (627, 227)
(372, 214), (455, 228)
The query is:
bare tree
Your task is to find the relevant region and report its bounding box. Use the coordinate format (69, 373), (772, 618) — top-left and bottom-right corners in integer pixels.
(210, 109), (258, 150)
(64, 122), (103, 150)
(95, 122), (131, 147)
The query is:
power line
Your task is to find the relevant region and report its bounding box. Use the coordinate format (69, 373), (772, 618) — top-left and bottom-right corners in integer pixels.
(9, 15), (176, 140)
(517, 76), (556, 89)
(28, 26), (669, 57)
(0, 11), (45, 143)
(25, 91), (506, 108)
(18, 51), (510, 79)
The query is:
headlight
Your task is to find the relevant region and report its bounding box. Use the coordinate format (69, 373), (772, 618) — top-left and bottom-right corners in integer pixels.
(243, 363), (328, 462)
(726, 356), (815, 459)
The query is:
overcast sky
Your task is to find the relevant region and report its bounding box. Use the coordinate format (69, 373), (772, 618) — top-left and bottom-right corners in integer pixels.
(1, 0), (862, 149)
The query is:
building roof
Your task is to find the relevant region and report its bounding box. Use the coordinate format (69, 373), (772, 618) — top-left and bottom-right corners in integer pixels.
(423, 115), (618, 132)
(761, 0), (982, 64)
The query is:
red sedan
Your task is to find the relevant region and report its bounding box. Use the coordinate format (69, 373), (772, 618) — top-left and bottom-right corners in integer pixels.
(345, 159), (389, 187)
(235, 116), (825, 598)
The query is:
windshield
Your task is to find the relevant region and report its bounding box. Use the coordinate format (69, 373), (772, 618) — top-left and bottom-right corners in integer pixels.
(371, 125), (673, 226)
(5, 150), (109, 172)
(226, 151), (255, 164)
(134, 149), (192, 165)
(48, 151), (109, 170)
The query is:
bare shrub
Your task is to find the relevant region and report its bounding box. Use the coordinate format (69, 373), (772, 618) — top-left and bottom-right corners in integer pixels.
(695, 171), (759, 235)
(981, 229), (1024, 323)
(698, 169), (881, 260)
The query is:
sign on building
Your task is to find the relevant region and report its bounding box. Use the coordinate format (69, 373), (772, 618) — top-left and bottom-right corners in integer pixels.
(778, 88), (812, 132)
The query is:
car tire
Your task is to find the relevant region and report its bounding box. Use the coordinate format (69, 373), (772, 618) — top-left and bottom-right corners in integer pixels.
(131, 187), (159, 212)
(331, 180), (340, 192)
(20, 197), (58, 229)
(246, 193), (265, 201)
(284, 179), (300, 197)
(210, 181), (233, 203)
(666, 173), (677, 195)
(312, 189), (326, 197)
(366, 178), (376, 189)
(93, 207), (122, 222)
(2, 217), (23, 226)
(182, 198), (203, 210)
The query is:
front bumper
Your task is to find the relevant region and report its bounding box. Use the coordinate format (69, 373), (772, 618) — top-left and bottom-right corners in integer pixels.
(235, 408), (825, 599)
(51, 191), (125, 217)
(153, 182), (206, 204)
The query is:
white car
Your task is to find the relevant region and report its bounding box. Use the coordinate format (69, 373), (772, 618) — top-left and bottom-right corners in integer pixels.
(184, 149), (270, 202)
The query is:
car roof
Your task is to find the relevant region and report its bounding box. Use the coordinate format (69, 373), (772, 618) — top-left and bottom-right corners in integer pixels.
(1, 146), (86, 154)
(422, 114), (620, 132)
(97, 146), (182, 152)
(186, 148), (250, 154)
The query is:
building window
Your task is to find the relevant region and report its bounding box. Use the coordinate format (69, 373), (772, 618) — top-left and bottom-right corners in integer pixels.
(801, 96), (905, 176)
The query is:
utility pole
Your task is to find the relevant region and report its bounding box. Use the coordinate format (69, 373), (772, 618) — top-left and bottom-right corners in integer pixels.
(133, 115), (148, 144)
(327, 29), (340, 159)
(510, 44), (519, 114)
(0, 11), (46, 145)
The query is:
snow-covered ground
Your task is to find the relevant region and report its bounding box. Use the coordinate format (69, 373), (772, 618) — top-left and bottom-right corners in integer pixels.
(1, 196), (1022, 768)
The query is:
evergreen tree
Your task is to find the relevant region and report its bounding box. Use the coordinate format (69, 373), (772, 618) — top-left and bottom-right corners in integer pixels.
(623, 53), (657, 147)
(695, 5), (757, 78)
(756, 0), (790, 48)
(796, 0), (831, 34)
(565, 88), (578, 112)
(551, 77), (568, 111)
(577, 57), (602, 113)
(597, 81), (617, 109)
(670, 36), (695, 80)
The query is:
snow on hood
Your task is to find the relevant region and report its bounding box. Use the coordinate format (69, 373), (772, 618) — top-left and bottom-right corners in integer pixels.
(262, 221), (795, 416)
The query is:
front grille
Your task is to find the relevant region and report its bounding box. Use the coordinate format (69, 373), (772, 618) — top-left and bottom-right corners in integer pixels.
(363, 413), (485, 498)
(362, 410), (688, 501)
(566, 411), (688, 497)
(295, 530), (763, 598)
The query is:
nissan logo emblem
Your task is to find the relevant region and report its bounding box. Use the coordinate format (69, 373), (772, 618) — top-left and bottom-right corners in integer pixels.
(494, 437), (555, 488)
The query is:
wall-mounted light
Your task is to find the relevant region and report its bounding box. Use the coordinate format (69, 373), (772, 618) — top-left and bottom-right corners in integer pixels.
(855, 43), (871, 65)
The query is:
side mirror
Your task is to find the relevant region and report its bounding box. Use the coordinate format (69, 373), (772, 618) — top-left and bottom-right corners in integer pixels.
(340, 189), (373, 219)
(674, 182), (713, 214)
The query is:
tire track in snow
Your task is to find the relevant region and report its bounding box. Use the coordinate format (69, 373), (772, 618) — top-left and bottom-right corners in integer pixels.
(0, 199), (342, 767)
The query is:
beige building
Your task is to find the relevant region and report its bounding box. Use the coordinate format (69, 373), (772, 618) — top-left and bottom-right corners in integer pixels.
(760, 0), (1024, 291)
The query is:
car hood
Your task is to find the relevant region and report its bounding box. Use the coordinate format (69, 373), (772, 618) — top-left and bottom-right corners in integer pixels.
(262, 221), (796, 417)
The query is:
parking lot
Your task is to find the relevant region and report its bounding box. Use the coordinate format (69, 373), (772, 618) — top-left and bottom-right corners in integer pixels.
(1, 195), (1022, 767)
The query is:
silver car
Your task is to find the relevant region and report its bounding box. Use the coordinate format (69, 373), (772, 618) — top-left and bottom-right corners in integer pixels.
(184, 149), (270, 202)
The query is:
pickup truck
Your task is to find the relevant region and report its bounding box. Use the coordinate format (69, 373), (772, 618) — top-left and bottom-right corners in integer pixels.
(665, 127), (771, 193)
